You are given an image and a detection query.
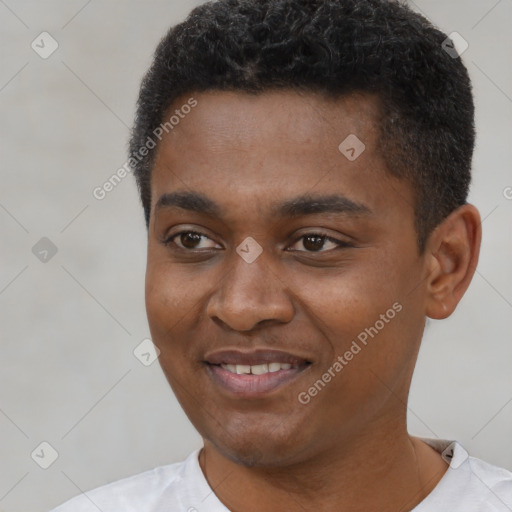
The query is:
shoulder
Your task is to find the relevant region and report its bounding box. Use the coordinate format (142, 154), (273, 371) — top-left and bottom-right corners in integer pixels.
(467, 452), (512, 505)
(418, 438), (512, 511)
(49, 450), (201, 512)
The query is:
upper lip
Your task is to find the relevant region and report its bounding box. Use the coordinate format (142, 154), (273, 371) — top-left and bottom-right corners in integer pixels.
(204, 349), (312, 366)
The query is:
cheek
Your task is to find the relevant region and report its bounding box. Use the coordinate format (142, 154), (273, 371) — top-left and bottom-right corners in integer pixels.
(145, 264), (204, 394)
(145, 261), (195, 350)
(292, 254), (421, 382)
(145, 266), (173, 333)
(145, 252), (205, 322)
(291, 263), (402, 340)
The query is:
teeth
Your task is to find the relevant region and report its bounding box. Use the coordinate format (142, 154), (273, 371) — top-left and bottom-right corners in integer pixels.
(268, 362), (281, 372)
(236, 365), (251, 374)
(251, 363), (268, 375)
(220, 362), (297, 374)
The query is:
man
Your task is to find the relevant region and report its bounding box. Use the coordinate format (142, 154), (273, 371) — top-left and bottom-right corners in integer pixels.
(51, 0), (512, 510)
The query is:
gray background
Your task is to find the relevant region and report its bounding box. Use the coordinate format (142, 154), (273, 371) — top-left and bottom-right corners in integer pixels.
(0, 1), (511, 511)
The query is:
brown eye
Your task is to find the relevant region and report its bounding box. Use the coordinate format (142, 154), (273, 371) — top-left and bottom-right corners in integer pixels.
(289, 233), (351, 253)
(179, 232), (203, 249)
(302, 235), (328, 252)
(164, 231), (220, 250)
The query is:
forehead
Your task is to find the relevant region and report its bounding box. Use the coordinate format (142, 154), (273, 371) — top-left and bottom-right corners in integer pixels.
(161, 90), (381, 151)
(149, 90), (411, 224)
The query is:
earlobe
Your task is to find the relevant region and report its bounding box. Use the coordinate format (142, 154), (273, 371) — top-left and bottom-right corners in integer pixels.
(424, 204), (482, 320)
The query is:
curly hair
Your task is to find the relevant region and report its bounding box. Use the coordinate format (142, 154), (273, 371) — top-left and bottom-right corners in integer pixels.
(128, 0), (475, 252)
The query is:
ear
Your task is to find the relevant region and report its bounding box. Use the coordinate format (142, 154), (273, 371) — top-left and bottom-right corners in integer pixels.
(424, 204), (482, 320)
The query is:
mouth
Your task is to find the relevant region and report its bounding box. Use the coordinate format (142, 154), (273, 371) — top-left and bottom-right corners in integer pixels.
(204, 349), (313, 397)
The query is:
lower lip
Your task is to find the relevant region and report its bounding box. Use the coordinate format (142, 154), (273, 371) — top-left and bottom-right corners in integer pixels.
(206, 364), (310, 397)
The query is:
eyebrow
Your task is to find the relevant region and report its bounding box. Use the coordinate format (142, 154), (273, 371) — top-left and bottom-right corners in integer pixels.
(154, 191), (373, 218)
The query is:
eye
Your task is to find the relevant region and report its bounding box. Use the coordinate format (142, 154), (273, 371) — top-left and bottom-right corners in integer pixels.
(164, 231), (221, 250)
(288, 233), (352, 253)
(163, 230), (352, 253)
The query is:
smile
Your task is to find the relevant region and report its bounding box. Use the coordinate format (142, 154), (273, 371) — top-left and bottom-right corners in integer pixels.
(219, 362), (298, 374)
(203, 349), (312, 396)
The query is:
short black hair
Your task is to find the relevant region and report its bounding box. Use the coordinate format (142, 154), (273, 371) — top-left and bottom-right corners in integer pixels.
(129, 0), (475, 252)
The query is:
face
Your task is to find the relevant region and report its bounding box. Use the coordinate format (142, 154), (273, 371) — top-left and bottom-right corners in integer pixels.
(145, 90), (430, 467)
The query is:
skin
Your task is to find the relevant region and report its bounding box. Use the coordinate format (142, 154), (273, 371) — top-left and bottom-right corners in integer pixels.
(145, 90), (481, 511)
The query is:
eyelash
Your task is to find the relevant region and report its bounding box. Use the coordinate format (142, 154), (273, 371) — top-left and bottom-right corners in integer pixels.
(162, 230), (352, 253)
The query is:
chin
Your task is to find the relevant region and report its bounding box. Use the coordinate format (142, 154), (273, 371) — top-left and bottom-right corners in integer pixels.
(207, 425), (310, 469)
(223, 446), (268, 468)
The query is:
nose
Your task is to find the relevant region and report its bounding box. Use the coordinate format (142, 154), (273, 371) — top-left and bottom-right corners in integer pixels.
(206, 250), (295, 332)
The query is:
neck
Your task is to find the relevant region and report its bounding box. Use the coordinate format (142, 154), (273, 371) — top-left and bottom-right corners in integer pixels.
(199, 421), (448, 512)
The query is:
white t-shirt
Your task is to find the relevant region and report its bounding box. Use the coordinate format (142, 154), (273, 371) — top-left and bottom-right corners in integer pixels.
(50, 438), (512, 511)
